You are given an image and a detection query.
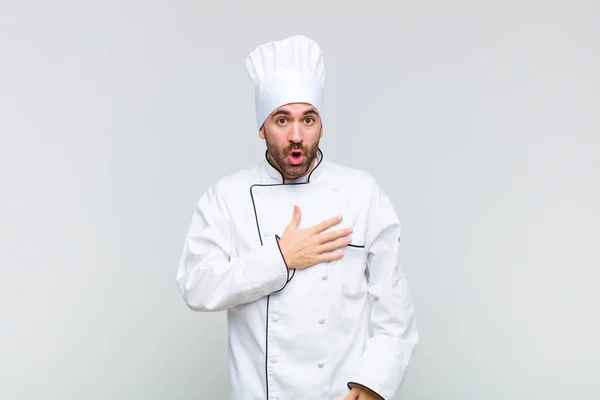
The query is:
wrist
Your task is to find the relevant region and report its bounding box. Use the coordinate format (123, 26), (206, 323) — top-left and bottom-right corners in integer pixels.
(276, 236), (295, 269)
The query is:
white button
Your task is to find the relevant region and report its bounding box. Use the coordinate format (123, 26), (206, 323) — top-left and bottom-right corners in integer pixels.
(319, 318), (326, 324)
(271, 359), (278, 364)
(272, 315), (279, 322)
(317, 362), (324, 368)
(321, 275), (328, 280)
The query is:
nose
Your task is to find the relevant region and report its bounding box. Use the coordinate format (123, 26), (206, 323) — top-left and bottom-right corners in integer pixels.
(288, 121), (303, 144)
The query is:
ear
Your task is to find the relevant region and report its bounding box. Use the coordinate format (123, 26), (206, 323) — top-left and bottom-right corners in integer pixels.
(319, 126), (323, 138)
(259, 126), (265, 139)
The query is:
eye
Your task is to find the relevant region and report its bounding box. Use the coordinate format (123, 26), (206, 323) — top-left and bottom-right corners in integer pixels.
(304, 117), (315, 124)
(276, 118), (287, 125)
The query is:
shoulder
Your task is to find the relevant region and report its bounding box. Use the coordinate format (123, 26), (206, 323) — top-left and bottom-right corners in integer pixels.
(322, 160), (395, 216)
(321, 159), (381, 192)
(192, 165), (258, 220)
(209, 165), (259, 200)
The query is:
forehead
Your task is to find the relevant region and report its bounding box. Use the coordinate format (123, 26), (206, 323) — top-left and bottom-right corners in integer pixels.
(271, 102), (319, 115)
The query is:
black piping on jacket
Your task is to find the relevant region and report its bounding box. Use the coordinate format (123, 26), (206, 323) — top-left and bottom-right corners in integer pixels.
(249, 148), (368, 398)
(347, 382), (386, 400)
(250, 148), (324, 400)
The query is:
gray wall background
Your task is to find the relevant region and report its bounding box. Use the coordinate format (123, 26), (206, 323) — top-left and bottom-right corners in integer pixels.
(1, 1), (599, 399)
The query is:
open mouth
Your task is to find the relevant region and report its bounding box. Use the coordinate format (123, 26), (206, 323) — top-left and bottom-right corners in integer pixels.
(289, 150), (304, 165)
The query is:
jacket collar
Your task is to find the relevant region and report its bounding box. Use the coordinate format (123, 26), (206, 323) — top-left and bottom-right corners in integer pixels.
(262, 148), (324, 184)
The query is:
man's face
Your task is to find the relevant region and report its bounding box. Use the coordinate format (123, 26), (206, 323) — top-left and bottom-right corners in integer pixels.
(260, 102), (323, 181)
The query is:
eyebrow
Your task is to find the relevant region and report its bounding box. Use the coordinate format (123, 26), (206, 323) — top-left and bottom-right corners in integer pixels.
(271, 109), (291, 118)
(270, 108), (319, 119)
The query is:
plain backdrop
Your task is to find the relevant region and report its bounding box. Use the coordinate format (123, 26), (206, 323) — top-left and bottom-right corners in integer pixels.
(1, 1), (599, 399)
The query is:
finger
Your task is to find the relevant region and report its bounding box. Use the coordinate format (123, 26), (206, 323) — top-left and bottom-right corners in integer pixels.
(318, 227), (353, 244)
(317, 251), (345, 264)
(312, 215), (343, 233)
(318, 238), (352, 253)
(343, 387), (361, 400)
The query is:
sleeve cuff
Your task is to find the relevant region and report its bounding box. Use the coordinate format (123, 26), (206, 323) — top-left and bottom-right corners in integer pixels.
(347, 382), (385, 399)
(238, 234), (289, 296)
(345, 335), (407, 400)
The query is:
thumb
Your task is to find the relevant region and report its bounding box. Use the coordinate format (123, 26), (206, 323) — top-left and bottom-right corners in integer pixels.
(291, 205), (302, 227)
(343, 387), (360, 400)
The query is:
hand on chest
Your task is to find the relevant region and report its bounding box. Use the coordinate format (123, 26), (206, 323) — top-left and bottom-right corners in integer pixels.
(251, 182), (370, 311)
(250, 183), (366, 247)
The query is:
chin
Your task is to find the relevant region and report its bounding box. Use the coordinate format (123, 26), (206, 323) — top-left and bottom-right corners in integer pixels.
(283, 163), (309, 178)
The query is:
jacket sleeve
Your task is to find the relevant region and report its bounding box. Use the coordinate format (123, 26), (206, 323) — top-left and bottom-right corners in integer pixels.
(176, 185), (289, 312)
(347, 184), (419, 399)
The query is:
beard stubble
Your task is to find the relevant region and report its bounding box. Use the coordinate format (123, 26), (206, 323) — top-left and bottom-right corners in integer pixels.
(263, 127), (320, 180)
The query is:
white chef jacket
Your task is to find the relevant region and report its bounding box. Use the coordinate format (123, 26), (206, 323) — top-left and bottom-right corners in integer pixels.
(176, 149), (418, 400)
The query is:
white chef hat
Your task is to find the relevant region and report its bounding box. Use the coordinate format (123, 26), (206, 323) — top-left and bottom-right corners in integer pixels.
(244, 35), (325, 129)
